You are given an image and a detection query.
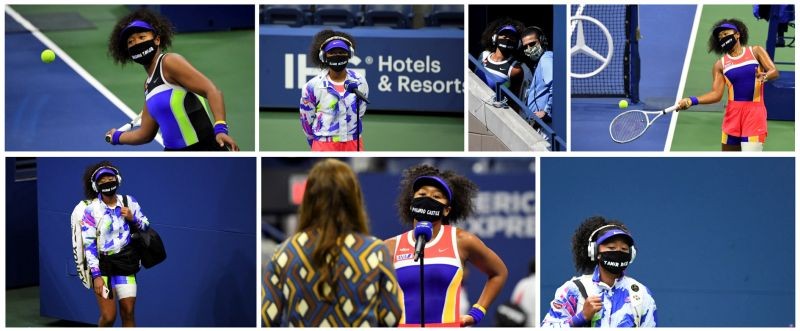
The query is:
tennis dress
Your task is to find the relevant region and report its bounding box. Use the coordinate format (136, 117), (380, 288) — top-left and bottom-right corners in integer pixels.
(542, 266), (657, 327)
(720, 46), (768, 144)
(392, 225), (463, 327)
(145, 53), (223, 151)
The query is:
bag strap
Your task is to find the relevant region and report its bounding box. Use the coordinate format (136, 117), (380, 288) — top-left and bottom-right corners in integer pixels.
(572, 278), (588, 299)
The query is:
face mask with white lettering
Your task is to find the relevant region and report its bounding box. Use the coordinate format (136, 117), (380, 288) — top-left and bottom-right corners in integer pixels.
(97, 181), (118, 197)
(128, 39), (157, 66)
(719, 34), (737, 54)
(409, 197), (446, 222)
(327, 55), (349, 72)
(598, 250), (632, 275)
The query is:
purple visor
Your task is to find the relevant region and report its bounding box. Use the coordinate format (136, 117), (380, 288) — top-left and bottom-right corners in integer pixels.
(323, 39), (350, 53)
(496, 25), (519, 36)
(120, 20), (155, 38)
(596, 228), (634, 246)
(93, 168), (117, 181)
(713, 23), (738, 36)
(413, 176), (453, 202)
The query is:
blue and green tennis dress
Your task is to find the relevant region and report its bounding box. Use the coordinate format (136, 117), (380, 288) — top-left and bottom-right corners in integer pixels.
(145, 53), (224, 151)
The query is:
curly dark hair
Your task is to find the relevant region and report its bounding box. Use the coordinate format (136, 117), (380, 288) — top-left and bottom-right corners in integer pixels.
(309, 29), (356, 68)
(707, 18), (749, 55)
(571, 216), (630, 275)
(82, 161), (121, 200)
(108, 8), (175, 65)
(395, 164), (478, 226)
(480, 17), (526, 52)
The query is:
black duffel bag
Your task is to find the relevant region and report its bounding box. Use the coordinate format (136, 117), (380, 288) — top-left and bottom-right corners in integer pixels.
(123, 195), (167, 269)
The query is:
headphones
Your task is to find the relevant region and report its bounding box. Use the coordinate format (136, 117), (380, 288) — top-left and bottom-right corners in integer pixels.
(586, 224), (636, 263)
(318, 36), (355, 63)
(492, 24), (522, 49)
(90, 166), (122, 193)
(524, 25), (549, 50)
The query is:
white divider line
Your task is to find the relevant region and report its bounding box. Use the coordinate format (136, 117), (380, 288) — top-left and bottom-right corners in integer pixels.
(6, 5), (163, 146)
(665, 4), (702, 152)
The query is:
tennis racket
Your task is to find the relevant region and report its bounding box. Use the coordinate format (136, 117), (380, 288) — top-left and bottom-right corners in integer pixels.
(105, 113), (142, 143)
(609, 105), (677, 143)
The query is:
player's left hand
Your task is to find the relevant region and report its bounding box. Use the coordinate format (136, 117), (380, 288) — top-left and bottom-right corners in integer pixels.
(120, 207), (133, 221)
(460, 315), (475, 327)
(216, 133), (239, 151)
(105, 128), (117, 144)
(757, 72), (769, 83)
(677, 98), (692, 111)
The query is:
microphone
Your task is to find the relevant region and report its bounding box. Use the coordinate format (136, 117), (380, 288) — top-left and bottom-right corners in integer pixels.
(347, 82), (370, 104)
(413, 221), (433, 262)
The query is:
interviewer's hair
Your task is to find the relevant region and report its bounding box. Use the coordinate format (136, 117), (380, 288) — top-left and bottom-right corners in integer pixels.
(296, 158), (369, 302)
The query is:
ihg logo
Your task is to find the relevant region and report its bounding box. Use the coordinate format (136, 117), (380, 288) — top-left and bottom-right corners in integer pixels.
(283, 54), (367, 89)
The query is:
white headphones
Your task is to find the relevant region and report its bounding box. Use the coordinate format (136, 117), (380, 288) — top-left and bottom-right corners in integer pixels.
(492, 25), (522, 49)
(318, 36), (355, 63)
(90, 166), (122, 192)
(587, 224), (636, 263)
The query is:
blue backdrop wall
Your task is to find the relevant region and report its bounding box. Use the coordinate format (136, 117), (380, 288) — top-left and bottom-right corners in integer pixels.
(34, 157), (256, 327)
(540, 157), (795, 327)
(6, 158), (40, 288)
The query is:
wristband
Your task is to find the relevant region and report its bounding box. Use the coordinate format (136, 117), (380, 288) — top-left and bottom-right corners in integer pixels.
(214, 121), (229, 136)
(570, 313), (589, 327)
(111, 130), (124, 145)
(468, 304), (486, 325)
(689, 96), (699, 106)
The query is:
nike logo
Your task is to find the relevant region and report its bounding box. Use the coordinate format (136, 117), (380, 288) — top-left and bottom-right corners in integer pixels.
(399, 248), (411, 252)
(438, 248), (448, 253)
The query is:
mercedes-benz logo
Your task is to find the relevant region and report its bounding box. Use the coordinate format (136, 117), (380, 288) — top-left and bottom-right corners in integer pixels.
(570, 15), (614, 79)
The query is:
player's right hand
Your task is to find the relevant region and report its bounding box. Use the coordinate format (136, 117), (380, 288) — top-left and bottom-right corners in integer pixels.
(582, 295), (602, 321)
(93, 277), (105, 296)
(677, 98), (692, 111)
(105, 128), (117, 144)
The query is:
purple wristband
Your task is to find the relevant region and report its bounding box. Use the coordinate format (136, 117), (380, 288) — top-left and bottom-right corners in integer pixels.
(468, 307), (485, 325)
(689, 96), (699, 106)
(214, 123), (229, 136)
(111, 130), (124, 145)
(571, 313), (589, 327)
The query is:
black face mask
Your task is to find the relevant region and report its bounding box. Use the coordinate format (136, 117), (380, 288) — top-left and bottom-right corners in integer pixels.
(128, 39), (157, 66)
(327, 55), (349, 72)
(598, 250), (632, 275)
(409, 197), (447, 222)
(97, 181), (118, 197)
(497, 39), (518, 55)
(719, 35), (737, 53)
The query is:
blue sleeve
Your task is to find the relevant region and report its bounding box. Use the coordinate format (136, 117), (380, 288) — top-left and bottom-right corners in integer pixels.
(262, 246), (286, 326)
(542, 55), (554, 114)
(542, 280), (585, 327)
(299, 82), (317, 144)
(640, 288), (658, 327)
(128, 195), (149, 231)
(375, 242), (401, 326)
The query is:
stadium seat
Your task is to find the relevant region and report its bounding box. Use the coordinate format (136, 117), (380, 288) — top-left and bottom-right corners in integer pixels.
(262, 5), (312, 27)
(426, 5), (464, 28)
(364, 5), (413, 28)
(313, 5), (363, 28)
(491, 159), (534, 174)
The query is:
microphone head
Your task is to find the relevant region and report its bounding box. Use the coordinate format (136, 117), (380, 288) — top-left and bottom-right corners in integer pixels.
(413, 221), (433, 241)
(346, 81), (360, 93)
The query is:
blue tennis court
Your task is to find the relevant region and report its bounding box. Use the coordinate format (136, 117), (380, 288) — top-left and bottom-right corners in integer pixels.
(5, 13), (161, 151)
(570, 5), (696, 151)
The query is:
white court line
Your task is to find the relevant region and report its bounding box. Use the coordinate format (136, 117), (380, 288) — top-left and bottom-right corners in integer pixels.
(5, 5), (164, 146)
(665, 4), (702, 152)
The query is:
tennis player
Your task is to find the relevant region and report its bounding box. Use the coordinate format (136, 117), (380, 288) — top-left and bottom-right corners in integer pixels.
(80, 161), (150, 326)
(105, 8), (239, 151)
(385, 165), (508, 327)
(542, 216), (657, 327)
(477, 18), (529, 99)
(300, 30), (367, 151)
(677, 19), (779, 151)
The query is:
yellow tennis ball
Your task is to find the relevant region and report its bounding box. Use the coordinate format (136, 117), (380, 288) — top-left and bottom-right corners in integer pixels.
(618, 99), (629, 109)
(41, 49), (56, 63)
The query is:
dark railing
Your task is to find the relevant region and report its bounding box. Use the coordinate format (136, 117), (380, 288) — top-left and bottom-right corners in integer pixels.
(468, 54), (566, 151)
